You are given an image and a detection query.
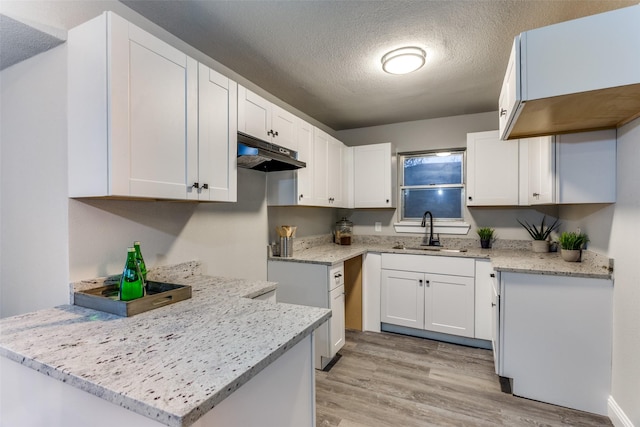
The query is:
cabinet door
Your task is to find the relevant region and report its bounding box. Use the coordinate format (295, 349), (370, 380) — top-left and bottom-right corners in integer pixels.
(272, 105), (298, 151)
(327, 137), (343, 206)
(380, 270), (424, 329)
(424, 273), (475, 338)
(354, 143), (394, 208)
(296, 120), (315, 205)
(498, 37), (522, 140)
(194, 64), (237, 202)
(237, 85), (271, 142)
(329, 284), (346, 357)
(528, 136), (555, 204)
(466, 131), (519, 206)
(313, 129), (330, 206)
(111, 15), (197, 199)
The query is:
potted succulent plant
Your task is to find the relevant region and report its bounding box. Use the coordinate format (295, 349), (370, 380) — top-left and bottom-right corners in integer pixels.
(558, 231), (589, 262)
(476, 227), (495, 249)
(517, 215), (561, 253)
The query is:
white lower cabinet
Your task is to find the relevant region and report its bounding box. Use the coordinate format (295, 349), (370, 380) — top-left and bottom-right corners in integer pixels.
(267, 261), (345, 370)
(499, 272), (612, 415)
(380, 254), (475, 339)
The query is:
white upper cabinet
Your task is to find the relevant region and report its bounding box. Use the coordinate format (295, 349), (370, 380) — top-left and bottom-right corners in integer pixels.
(266, 119), (315, 206)
(191, 64), (237, 202)
(353, 143), (396, 208)
(555, 129), (616, 204)
(527, 136), (555, 205)
(499, 5), (640, 140)
(466, 131), (520, 206)
(238, 85), (298, 151)
(468, 130), (615, 206)
(327, 136), (343, 207)
(68, 12), (236, 202)
(312, 129), (330, 206)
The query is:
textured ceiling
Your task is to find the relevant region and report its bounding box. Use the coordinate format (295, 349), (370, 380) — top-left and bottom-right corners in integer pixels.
(3, 1), (636, 131)
(120, 0), (636, 130)
(0, 14), (65, 71)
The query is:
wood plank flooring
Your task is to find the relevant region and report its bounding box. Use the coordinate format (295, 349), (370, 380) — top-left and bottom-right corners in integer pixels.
(316, 330), (612, 427)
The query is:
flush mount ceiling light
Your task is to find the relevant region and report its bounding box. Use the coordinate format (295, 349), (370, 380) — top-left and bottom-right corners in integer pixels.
(381, 46), (426, 75)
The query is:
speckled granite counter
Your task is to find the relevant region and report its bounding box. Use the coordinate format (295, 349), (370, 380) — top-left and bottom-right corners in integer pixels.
(269, 235), (613, 279)
(0, 262), (331, 427)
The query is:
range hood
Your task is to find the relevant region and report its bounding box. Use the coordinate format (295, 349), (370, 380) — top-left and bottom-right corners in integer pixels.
(237, 132), (306, 172)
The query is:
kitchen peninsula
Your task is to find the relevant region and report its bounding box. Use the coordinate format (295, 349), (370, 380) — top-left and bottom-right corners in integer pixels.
(0, 262), (330, 427)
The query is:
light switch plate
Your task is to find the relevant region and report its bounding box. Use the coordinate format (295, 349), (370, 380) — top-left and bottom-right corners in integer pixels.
(375, 222), (382, 232)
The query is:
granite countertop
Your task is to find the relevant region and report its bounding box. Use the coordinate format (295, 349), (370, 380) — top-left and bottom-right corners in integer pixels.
(268, 236), (613, 280)
(0, 262), (331, 427)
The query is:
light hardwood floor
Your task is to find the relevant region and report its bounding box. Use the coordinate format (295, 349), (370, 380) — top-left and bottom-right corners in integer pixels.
(316, 330), (612, 427)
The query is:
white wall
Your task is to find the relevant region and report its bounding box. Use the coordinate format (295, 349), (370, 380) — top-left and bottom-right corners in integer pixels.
(0, 44), (69, 318)
(336, 112), (560, 241)
(560, 119), (640, 425)
(267, 206), (337, 242)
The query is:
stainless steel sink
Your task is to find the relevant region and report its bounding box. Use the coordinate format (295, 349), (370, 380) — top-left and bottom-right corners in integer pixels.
(392, 244), (467, 253)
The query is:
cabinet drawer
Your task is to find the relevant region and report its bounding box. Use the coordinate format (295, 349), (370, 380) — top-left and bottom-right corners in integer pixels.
(329, 264), (344, 290)
(381, 253), (475, 277)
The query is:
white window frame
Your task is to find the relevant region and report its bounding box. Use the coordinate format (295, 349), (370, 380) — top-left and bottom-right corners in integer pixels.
(394, 149), (470, 235)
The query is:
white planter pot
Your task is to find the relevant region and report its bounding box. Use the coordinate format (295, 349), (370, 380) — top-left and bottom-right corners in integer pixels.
(531, 240), (549, 253)
(561, 249), (582, 262)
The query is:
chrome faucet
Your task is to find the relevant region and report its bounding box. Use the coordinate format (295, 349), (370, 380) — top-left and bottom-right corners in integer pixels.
(421, 211), (441, 247)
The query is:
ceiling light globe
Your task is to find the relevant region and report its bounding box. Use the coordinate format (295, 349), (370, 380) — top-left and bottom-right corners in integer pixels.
(382, 47), (426, 75)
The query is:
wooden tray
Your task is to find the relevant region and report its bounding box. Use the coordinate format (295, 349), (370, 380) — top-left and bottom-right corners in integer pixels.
(74, 281), (191, 317)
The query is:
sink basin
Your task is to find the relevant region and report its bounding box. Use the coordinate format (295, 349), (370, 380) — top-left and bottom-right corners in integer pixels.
(392, 245), (467, 253)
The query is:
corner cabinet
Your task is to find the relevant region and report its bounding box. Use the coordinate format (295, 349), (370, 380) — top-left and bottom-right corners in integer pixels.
(499, 5), (640, 140)
(237, 85), (298, 152)
(353, 143), (396, 208)
(68, 12), (236, 202)
(467, 129), (616, 206)
(380, 254), (475, 339)
(268, 261), (345, 370)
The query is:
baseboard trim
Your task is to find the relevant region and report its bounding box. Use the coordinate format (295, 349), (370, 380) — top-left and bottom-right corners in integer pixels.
(608, 396), (634, 427)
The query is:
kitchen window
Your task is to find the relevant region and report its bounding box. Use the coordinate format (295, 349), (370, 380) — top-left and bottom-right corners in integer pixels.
(395, 150), (469, 234)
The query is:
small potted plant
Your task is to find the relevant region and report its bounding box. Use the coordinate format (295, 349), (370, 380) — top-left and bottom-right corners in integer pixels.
(517, 215), (560, 253)
(558, 231), (589, 262)
(476, 227), (495, 249)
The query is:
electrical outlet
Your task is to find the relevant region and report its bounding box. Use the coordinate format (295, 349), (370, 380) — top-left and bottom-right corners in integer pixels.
(375, 222), (382, 232)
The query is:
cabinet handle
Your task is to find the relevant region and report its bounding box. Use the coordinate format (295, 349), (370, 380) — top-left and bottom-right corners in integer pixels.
(267, 129), (273, 137)
(192, 182), (200, 189)
(491, 302), (496, 307)
(202, 183), (209, 190)
(500, 108), (507, 117)
(274, 131), (279, 136)
(490, 273), (495, 278)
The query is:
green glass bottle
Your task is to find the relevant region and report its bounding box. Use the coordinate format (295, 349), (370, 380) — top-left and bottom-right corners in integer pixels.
(119, 247), (144, 301)
(133, 241), (147, 281)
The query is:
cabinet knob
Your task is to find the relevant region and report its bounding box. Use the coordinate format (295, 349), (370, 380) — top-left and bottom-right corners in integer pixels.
(299, 194), (304, 200)
(202, 183), (209, 190)
(419, 279), (423, 286)
(490, 273), (495, 278)
(532, 192), (540, 197)
(386, 199), (389, 203)
(468, 196), (473, 201)
(274, 131), (279, 136)
(491, 302), (496, 307)
(500, 108), (507, 117)
(192, 182), (199, 189)
(426, 280), (430, 287)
